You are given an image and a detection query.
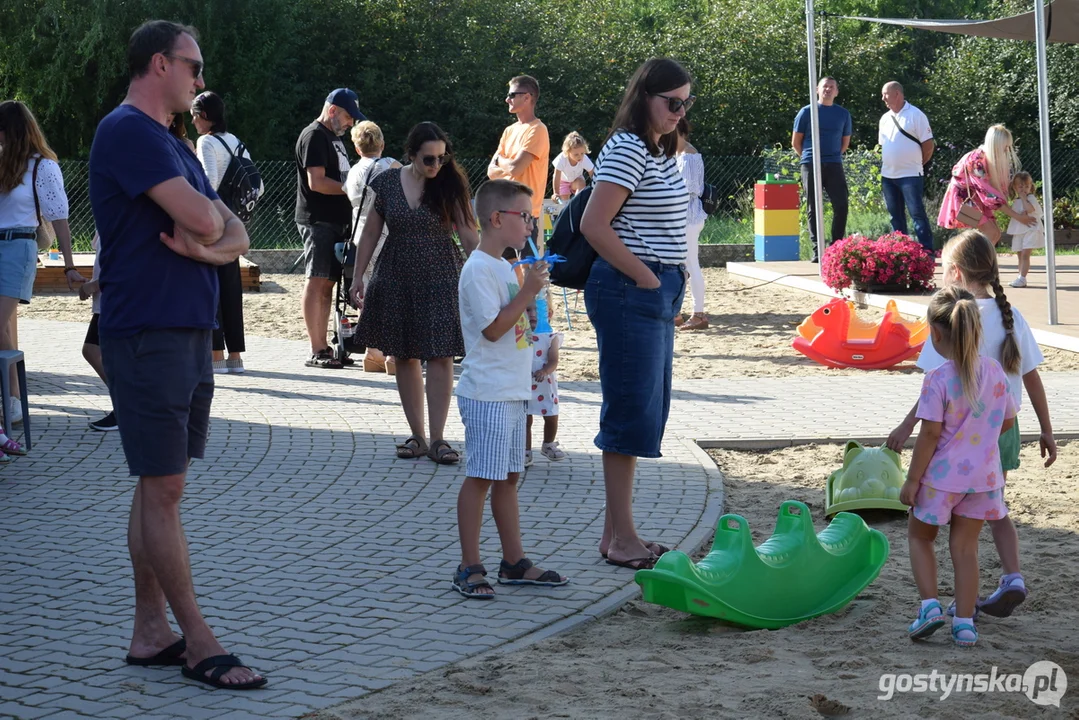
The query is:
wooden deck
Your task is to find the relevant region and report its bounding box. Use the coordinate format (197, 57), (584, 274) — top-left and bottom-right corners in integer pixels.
(727, 254), (1079, 352)
(34, 253), (261, 293)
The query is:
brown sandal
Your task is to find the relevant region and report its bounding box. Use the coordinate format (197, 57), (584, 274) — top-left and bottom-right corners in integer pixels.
(427, 439), (460, 465)
(396, 435), (428, 459)
(679, 313), (709, 331)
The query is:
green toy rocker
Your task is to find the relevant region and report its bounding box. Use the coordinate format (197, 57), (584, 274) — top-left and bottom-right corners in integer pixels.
(825, 441), (909, 518)
(634, 501), (889, 629)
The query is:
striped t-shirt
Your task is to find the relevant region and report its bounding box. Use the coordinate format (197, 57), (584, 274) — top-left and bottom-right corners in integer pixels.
(594, 131), (689, 264)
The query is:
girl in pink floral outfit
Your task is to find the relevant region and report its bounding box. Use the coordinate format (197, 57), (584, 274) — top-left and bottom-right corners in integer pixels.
(937, 124), (1038, 245)
(900, 286), (1017, 648)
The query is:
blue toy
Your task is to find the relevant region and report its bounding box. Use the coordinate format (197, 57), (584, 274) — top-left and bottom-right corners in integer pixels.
(518, 237), (559, 333)
(512, 252), (566, 268)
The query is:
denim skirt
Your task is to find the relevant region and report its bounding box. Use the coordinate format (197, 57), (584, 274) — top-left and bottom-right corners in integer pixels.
(0, 228), (39, 303)
(584, 257), (686, 458)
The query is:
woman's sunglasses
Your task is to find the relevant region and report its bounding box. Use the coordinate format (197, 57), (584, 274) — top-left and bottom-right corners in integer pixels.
(421, 154), (451, 168)
(652, 93), (696, 114)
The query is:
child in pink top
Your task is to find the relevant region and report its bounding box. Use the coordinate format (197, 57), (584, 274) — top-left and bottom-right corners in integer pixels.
(901, 287), (1017, 648)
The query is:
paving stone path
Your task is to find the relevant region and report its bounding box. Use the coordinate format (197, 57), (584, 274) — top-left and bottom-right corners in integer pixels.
(2, 320), (1076, 719)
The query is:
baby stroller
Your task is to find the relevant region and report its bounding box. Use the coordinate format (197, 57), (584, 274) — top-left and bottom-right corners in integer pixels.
(331, 241), (365, 365)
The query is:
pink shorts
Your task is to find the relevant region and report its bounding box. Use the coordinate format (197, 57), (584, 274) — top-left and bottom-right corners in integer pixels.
(912, 483), (1008, 525)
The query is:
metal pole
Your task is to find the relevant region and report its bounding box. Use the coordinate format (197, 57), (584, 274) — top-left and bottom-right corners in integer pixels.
(1033, 0), (1058, 324)
(805, 0), (827, 271)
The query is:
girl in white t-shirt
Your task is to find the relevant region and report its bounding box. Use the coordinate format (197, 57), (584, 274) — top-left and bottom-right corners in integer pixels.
(524, 303), (565, 466)
(1005, 172), (1043, 288)
(550, 132), (595, 202)
(888, 229), (1057, 620)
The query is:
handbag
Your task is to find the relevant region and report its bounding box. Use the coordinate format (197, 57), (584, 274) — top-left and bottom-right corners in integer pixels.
(889, 114), (931, 176)
(31, 157), (56, 251)
(955, 158), (984, 228)
(700, 182), (720, 216)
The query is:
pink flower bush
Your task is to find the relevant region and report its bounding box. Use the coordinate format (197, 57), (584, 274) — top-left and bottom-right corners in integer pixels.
(821, 231), (935, 292)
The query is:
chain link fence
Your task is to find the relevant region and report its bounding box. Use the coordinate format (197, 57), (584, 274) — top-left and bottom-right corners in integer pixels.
(60, 147), (1079, 271)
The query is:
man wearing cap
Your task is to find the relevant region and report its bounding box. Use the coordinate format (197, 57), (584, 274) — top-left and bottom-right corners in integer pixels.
(294, 88), (364, 368)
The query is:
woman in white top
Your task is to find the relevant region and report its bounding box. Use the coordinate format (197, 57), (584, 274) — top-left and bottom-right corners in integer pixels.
(345, 121), (401, 372)
(191, 91), (250, 374)
(580, 58), (692, 571)
(675, 118), (707, 330)
(0, 101), (83, 426)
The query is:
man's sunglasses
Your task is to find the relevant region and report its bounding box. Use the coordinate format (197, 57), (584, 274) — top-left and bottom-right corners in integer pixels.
(421, 154), (451, 167)
(506, 91), (532, 100)
(497, 210), (535, 225)
(652, 93), (695, 113)
(165, 53), (204, 81)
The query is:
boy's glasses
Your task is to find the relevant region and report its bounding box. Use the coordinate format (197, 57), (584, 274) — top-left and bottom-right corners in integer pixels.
(652, 93), (695, 113)
(498, 210), (535, 226)
(421, 154), (451, 167)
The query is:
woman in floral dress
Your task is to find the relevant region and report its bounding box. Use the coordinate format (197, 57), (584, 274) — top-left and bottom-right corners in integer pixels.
(937, 124), (1037, 244)
(351, 122), (479, 464)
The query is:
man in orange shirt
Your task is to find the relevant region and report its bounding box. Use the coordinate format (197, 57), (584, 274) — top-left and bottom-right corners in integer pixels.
(488, 75), (549, 259)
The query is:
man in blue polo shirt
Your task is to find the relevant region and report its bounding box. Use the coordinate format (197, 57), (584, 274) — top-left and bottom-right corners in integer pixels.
(792, 77), (852, 262)
(89, 20), (264, 690)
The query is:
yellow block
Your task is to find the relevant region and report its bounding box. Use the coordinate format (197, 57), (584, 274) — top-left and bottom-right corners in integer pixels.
(754, 208), (800, 236)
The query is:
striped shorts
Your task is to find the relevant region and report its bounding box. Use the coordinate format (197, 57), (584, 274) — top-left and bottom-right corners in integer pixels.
(457, 396), (527, 481)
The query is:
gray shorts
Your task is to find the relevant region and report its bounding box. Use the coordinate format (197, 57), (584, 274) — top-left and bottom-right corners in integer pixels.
(100, 328), (214, 477)
(298, 222), (348, 279)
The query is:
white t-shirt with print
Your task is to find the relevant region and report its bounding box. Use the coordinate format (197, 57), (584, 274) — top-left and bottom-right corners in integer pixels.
(552, 152), (594, 183)
(594, 131), (688, 264)
(917, 298), (1042, 408)
(456, 250), (533, 402)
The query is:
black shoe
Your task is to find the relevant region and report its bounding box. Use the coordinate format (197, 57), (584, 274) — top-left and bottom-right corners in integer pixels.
(89, 411), (119, 431)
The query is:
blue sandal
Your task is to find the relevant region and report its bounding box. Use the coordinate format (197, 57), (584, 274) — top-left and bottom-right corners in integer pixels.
(452, 564), (495, 599)
(978, 574), (1028, 618)
(497, 557), (568, 586)
(908, 600), (946, 640)
(945, 600), (981, 620)
(952, 621), (978, 648)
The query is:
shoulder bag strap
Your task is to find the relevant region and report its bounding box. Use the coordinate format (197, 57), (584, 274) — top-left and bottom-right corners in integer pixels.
(211, 133), (237, 158)
(889, 113), (922, 147)
(31, 157), (42, 222)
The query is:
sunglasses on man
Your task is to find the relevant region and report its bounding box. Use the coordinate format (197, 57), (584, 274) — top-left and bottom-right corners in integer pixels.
(506, 91), (532, 100)
(165, 53), (204, 81)
(421, 153), (452, 168)
(652, 93), (695, 113)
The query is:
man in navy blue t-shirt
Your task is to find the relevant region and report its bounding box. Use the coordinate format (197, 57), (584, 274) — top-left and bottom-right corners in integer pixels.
(89, 20), (264, 690)
(792, 77), (852, 262)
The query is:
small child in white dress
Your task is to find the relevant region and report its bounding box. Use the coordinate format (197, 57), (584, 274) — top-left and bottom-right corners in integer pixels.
(1005, 171), (1043, 288)
(524, 303), (565, 466)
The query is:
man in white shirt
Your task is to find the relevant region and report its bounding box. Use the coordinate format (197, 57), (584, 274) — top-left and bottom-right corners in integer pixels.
(878, 81), (935, 254)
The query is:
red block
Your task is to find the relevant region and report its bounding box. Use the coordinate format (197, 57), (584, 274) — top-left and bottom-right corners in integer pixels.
(754, 182), (800, 210)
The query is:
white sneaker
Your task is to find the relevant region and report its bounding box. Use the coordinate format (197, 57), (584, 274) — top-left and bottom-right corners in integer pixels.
(1010, 276), (1027, 288)
(212, 359), (228, 374)
(524, 450), (533, 468)
(541, 441), (566, 461)
(8, 396), (22, 426)
(226, 358), (245, 374)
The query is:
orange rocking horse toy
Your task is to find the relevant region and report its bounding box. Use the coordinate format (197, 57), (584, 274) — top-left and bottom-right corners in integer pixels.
(793, 298), (928, 370)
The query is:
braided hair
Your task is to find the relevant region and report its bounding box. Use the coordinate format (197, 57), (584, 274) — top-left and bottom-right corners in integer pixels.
(941, 230), (1021, 374)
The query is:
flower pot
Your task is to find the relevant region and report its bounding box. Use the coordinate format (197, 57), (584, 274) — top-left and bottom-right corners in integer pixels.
(855, 282), (915, 295)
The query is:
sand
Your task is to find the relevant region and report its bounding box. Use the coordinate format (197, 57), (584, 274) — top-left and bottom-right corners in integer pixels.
(314, 441), (1079, 719)
(23, 268), (1079, 378)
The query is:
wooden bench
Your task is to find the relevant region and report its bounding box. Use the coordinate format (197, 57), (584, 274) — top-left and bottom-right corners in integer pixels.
(33, 254), (261, 293)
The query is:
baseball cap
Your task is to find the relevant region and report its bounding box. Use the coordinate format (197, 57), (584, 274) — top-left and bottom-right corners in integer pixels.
(326, 88), (366, 122)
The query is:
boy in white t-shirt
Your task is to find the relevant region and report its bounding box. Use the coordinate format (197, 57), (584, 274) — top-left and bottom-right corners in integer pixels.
(452, 179), (568, 599)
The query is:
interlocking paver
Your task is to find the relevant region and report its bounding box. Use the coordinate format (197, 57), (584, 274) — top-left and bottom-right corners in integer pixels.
(5, 319), (1077, 718)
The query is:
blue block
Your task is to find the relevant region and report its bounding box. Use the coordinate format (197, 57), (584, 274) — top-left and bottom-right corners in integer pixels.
(754, 234), (800, 262)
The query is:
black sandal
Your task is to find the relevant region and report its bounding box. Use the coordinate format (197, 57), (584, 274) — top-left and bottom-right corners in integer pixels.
(427, 439), (460, 465)
(396, 435), (428, 459)
(497, 557), (568, 586)
(180, 654), (267, 690)
(125, 637), (186, 666)
(452, 564), (495, 599)
(305, 349), (343, 369)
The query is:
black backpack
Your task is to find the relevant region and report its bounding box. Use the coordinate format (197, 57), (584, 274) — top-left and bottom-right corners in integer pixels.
(547, 186), (598, 289)
(212, 134), (263, 222)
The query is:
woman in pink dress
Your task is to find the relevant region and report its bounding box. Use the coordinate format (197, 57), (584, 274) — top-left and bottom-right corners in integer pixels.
(937, 124), (1037, 244)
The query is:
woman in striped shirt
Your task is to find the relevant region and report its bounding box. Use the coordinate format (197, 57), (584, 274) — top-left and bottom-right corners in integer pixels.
(580, 58), (693, 570)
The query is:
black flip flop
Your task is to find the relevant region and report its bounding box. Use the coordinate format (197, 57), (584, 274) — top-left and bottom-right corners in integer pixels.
(181, 654), (267, 690)
(125, 637), (186, 666)
(605, 554), (658, 570)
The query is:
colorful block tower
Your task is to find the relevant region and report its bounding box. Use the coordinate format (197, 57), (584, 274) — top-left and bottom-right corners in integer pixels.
(753, 173), (801, 262)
